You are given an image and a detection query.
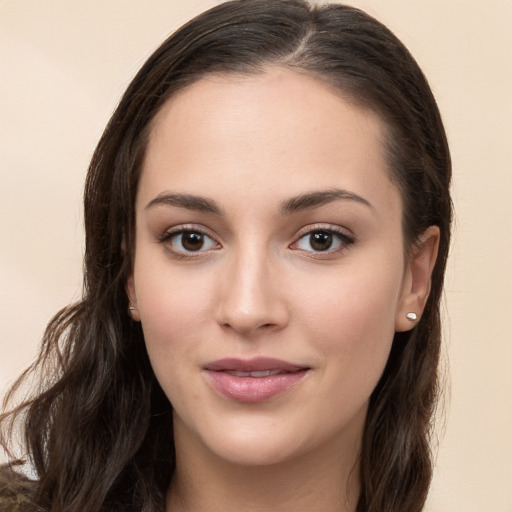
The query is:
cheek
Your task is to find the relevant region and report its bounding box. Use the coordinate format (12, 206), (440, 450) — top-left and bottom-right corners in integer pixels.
(135, 257), (213, 334)
(133, 263), (216, 385)
(294, 260), (402, 392)
(298, 256), (401, 332)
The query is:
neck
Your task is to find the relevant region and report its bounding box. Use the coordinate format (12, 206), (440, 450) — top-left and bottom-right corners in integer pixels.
(166, 421), (362, 512)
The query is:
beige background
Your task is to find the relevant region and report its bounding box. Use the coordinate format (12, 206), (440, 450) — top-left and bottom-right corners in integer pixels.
(1, 1), (511, 510)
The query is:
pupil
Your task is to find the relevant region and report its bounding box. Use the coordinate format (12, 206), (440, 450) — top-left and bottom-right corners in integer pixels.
(182, 232), (204, 251)
(310, 231), (332, 251)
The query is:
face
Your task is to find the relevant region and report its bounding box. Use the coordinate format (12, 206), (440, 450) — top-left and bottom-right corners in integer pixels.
(128, 68), (418, 467)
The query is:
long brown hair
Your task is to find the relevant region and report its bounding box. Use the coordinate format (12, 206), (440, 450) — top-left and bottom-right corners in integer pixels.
(1, 1), (452, 511)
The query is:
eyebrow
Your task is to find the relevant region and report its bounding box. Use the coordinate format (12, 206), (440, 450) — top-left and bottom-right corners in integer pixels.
(145, 193), (222, 215)
(145, 188), (373, 216)
(280, 188), (373, 215)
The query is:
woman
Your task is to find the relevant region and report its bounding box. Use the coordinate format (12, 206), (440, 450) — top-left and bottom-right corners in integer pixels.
(0, 1), (452, 511)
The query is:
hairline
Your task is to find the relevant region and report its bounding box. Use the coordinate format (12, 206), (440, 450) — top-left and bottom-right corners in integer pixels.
(130, 64), (412, 262)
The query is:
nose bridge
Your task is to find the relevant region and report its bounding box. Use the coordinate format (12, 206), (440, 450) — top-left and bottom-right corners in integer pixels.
(216, 239), (287, 335)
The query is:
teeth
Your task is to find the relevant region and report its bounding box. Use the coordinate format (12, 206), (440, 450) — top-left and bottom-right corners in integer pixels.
(226, 370), (283, 377)
(227, 371), (251, 377)
(251, 370), (282, 377)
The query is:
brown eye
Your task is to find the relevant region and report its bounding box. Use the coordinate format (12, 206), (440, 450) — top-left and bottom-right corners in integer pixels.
(163, 229), (219, 254)
(181, 231), (205, 251)
(293, 228), (354, 253)
(309, 231), (333, 251)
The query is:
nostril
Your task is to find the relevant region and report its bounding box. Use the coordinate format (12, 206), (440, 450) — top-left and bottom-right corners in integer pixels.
(220, 321), (275, 333)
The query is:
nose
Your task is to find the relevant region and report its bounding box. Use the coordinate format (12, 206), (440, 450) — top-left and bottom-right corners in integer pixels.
(215, 246), (289, 337)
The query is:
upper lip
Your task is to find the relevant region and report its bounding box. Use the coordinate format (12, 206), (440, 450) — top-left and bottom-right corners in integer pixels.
(203, 357), (308, 373)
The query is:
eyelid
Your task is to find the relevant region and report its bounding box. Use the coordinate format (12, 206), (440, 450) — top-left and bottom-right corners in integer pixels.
(293, 223), (354, 238)
(157, 222), (355, 257)
(289, 223), (356, 253)
(158, 224), (222, 255)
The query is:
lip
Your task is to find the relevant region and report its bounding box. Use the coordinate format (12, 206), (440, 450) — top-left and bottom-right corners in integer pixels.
(203, 357), (310, 403)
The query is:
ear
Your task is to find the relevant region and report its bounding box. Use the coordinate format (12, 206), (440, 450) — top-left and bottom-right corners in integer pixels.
(395, 226), (440, 332)
(126, 273), (141, 322)
(123, 233), (140, 322)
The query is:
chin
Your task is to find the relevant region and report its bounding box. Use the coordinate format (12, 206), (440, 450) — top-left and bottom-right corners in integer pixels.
(174, 404), (366, 470)
(173, 409), (312, 467)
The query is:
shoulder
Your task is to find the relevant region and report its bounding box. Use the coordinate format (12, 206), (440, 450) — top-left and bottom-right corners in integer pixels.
(0, 494), (32, 512)
(0, 464), (40, 512)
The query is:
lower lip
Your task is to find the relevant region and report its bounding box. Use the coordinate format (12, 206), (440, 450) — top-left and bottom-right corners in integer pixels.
(204, 370), (308, 403)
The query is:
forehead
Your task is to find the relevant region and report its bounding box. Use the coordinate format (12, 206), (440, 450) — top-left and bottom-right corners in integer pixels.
(139, 67), (400, 218)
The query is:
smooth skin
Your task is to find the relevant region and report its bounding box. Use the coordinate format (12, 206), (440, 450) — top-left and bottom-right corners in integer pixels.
(127, 67), (439, 512)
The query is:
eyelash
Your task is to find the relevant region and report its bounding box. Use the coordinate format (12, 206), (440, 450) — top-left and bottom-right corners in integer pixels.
(158, 226), (220, 258)
(290, 225), (356, 255)
(158, 224), (356, 258)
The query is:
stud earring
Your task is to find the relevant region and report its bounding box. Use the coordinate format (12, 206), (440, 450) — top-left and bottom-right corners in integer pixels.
(128, 305), (137, 311)
(406, 312), (417, 321)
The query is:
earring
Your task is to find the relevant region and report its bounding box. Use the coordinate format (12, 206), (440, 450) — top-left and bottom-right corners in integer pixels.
(406, 312), (417, 321)
(128, 305), (137, 311)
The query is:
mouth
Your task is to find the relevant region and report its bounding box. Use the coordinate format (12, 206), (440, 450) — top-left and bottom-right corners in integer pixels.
(222, 369), (288, 377)
(203, 357), (310, 403)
